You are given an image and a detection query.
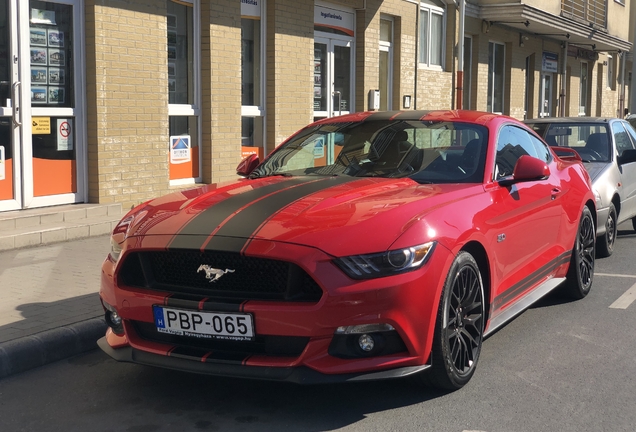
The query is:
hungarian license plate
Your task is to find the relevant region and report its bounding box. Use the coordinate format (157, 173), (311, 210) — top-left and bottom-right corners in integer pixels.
(153, 306), (254, 341)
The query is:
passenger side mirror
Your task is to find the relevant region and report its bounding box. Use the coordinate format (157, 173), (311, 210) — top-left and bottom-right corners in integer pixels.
(617, 149), (636, 166)
(498, 155), (550, 187)
(237, 154), (260, 176)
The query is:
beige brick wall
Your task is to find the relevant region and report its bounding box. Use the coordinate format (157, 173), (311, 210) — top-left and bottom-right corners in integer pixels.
(265, 0), (314, 153)
(202, 0), (242, 184)
(86, 0), (170, 211)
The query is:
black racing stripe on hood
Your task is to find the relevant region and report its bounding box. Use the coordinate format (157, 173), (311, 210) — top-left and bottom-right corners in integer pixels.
(204, 175), (359, 252)
(168, 177), (319, 251)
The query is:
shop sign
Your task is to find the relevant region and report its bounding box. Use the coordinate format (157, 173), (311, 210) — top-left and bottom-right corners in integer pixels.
(57, 119), (73, 151)
(314, 5), (354, 36)
(32, 117), (51, 134)
(241, 0), (260, 17)
(542, 52), (558, 73)
(170, 135), (191, 164)
(567, 46), (598, 61)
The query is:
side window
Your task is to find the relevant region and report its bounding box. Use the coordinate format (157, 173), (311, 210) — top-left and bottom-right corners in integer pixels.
(623, 121), (636, 150)
(495, 125), (538, 179)
(614, 122), (636, 157)
(529, 133), (552, 163)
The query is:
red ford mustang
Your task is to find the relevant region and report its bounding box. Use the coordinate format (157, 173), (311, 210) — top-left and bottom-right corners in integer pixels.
(99, 110), (596, 390)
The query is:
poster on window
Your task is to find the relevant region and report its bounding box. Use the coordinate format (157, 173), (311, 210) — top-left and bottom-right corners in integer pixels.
(170, 136), (191, 164)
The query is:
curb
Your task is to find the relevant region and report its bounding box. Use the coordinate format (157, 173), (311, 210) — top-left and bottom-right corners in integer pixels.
(0, 317), (107, 379)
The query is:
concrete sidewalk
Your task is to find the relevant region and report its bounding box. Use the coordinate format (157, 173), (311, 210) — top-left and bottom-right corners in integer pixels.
(0, 205), (122, 378)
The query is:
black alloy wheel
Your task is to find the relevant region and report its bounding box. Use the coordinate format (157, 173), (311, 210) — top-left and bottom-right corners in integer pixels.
(562, 206), (595, 299)
(597, 203), (617, 258)
(425, 251), (485, 390)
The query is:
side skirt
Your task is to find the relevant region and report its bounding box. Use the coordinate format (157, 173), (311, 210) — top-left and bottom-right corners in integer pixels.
(484, 277), (566, 338)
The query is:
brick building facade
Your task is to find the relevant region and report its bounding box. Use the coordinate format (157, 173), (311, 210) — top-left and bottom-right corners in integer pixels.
(0, 0), (633, 212)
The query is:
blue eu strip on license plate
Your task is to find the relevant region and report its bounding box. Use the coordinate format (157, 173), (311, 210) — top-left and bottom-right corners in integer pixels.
(152, 305), (254, 341)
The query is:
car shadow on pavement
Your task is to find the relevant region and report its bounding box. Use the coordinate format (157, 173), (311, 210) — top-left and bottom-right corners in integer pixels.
(0, 293), (103, 344)
(74, 350), (455, 431)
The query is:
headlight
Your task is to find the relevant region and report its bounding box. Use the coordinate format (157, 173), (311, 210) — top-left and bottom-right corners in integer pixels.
(109, 237), (123, 262)
(334, 242), (436, 279)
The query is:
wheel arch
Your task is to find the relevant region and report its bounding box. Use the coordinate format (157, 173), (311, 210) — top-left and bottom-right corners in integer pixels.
(586, 199), (598, 231)
(611, 193), (621, 217)
(460, 241), (492, 327)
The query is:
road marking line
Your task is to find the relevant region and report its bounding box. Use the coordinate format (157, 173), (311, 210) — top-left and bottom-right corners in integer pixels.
(609, 282), (636, 309)
(596, 273), (636, 278)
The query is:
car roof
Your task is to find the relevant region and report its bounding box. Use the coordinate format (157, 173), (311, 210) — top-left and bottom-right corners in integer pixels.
(315, 110), (517, 126)
(524, 117), (617, 124)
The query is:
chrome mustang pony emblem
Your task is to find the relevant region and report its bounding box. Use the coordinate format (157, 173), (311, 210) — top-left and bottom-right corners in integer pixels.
(197, 265), (235, 283)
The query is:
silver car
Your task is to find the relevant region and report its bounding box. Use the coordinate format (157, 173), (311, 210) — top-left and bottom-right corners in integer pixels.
(525, 117), (636, 257)
(627, 114), (636, 132)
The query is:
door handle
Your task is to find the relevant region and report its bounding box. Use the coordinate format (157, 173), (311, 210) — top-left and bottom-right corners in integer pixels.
(333, 91), (341, 117)
(11, 81), (22, 127)
(551, 188), (561, 200)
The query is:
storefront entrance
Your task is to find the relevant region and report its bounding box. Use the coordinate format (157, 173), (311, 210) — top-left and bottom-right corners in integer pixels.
(313, 4), (354, 122)
(539, 73), (553, 118)
(0, 0), (84, 212)
(313, 35), (353, 121)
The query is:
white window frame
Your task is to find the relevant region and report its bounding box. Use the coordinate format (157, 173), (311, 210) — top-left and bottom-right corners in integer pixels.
(418, 0), (445, 70)
(168, 0), (201, 186)
(379, 16), (393, 110)
(487, 41), (505, 114)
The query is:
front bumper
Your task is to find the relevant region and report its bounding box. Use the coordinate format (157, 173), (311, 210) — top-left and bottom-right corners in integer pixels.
(99, 237), (452, 380)
(98, 336), (430, 384)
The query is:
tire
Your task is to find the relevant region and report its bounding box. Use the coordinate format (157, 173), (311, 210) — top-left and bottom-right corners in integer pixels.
(596, 203), (617, 258)
(632, 216), (636, 233)
(562, 206), (595, 299)
(425, 251), (485, 390)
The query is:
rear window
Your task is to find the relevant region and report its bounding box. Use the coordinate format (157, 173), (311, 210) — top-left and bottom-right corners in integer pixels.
(529, 122), (610, 163)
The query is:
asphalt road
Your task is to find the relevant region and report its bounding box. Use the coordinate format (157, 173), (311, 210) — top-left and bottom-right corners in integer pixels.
(1, 223), (635, 432)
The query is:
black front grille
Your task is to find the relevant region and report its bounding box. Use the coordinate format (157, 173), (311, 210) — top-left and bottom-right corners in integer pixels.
(118, 250), (323, 302)
(132, 321), (309, 358)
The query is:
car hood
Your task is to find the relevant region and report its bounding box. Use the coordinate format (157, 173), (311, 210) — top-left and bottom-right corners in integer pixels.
(123, 176), (479, 256)
(583, 161), (612, 183)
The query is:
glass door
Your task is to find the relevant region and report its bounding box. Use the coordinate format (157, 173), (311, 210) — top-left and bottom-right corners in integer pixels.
(1, 0), (84, 212)
(313, 35), (353, 122)
(539, 73), (552, 118)
(0, 0), (22, 211)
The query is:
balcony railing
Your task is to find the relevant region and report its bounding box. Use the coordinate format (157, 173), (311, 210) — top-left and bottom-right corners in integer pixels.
(561, 0), (607, 29)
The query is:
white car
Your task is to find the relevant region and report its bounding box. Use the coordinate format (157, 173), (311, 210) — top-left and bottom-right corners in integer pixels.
(526, 117), (636, 257)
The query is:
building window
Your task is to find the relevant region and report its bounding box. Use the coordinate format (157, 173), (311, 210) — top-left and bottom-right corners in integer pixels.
(168, 0), (200, 182)
(487, 41), (505, 114)
(418, 0), (444, 68)
(242, 0), (265, 159)
(379, 17), (393, 110)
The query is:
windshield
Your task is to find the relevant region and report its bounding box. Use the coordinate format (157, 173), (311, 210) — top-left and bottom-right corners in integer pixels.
(527, 122), (610, 163)
(250, 120), (489, 184)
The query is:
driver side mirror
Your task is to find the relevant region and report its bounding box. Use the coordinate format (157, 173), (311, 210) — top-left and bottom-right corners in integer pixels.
(236, 154), (260, 177)
(498, 155), (550, 187)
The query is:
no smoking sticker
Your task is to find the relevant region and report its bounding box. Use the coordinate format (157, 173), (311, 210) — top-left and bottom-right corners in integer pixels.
(57, 119), (73, 151)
